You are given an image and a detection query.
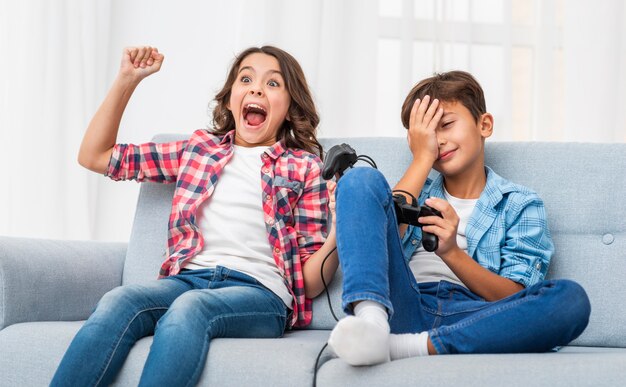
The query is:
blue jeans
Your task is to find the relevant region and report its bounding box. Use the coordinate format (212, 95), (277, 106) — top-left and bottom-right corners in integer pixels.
(50, 267), (288, 387)
(335, 167), (591, 354)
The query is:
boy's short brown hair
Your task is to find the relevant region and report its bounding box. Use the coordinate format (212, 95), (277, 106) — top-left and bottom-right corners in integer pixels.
(401, 70), (486, 129)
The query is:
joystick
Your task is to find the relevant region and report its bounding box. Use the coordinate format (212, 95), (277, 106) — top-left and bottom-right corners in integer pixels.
(322, 143), (358, 180)
(392, 193), (442, 252)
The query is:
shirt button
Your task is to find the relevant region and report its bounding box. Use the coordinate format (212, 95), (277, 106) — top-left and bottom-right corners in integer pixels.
(274, 247), (280, 254)
(267, 218), (275, 225)
(411, 239), (417, 245)
(265, 195), (271, 201)
(263, 168), (270, 174)
(602, 233), (615, 245)
(262, 154), (268, 159)
(535, 262), (542, 270)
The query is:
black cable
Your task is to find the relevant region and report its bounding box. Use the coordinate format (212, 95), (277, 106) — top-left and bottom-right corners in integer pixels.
(320, 246), (339, 322)
(312, 342), (329, 387)
(356, 155), (377, 169)
(392, 188), (418, 206)
(313, 238), (339, 386)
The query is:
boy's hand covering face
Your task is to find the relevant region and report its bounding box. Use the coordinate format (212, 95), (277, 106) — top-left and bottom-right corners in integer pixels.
(420, 197), (460, 258)
(407, 95), (444, 163)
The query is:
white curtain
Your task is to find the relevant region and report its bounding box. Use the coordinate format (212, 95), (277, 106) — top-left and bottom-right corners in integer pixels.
(563, 0), (626, 141)
(1, 0), (625, 242)
(0, 0), (110, 239)
(377, 0), (626, 141)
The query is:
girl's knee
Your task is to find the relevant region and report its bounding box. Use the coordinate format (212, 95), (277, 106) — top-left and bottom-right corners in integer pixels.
(97, 285), (141, 311)
(96, 283), (168, 317)
(168, 290), (202, 312)
(159, 290), (212, 327)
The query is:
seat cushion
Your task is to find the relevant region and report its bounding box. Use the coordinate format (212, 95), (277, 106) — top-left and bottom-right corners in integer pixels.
(316, 346), (626, 386)
(3, 321), (626, 386)
(0, 321), (84, 386)
(0, 321), (331, 386)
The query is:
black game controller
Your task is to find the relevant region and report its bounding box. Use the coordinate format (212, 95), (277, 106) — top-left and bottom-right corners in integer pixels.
(392, 193), (442, 252)
(322, 143), (358, 180)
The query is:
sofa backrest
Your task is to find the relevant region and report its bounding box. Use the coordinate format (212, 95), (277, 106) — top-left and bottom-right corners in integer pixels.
(123, 135), (626, 348)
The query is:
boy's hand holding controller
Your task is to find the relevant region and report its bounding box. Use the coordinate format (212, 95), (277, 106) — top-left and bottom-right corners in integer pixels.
(119, 46), (165, 83)
(420, 197), (461, 258)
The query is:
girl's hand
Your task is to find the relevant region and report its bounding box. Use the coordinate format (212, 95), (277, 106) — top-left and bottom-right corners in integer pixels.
(407, 95), (443, 163)
(119, 46), (164, 82)
(419, 197), (460, 259)
(327, 180), (337, 229)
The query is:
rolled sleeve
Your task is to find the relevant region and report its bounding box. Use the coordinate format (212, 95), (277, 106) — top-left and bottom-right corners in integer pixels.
(105, 140), (187, 183)
(499, 195), (554, 287)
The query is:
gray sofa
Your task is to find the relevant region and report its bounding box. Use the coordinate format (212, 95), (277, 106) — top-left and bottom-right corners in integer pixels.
(1, 136), (625, 386)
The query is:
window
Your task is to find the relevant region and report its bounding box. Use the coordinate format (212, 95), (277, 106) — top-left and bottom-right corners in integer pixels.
(376, 0), (565, 140)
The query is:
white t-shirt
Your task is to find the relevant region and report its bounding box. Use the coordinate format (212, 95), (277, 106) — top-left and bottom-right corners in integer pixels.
(185, 145), (293, 308)
(409, 188), (478, 288)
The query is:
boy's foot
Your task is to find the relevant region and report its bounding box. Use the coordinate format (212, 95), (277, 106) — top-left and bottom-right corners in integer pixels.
(328, 316), (390, 366)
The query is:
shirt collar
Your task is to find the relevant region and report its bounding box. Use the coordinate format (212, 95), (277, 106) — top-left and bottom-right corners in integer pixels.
(424, 166), (517, 207)
(221, 130), (286, 160)
(265, 140), (287, 160)
(219, 130), (236, 146)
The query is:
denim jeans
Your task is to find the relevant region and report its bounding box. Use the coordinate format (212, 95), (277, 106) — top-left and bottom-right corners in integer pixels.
(335, 167), (591, 354)
(50, 266), (288, 387)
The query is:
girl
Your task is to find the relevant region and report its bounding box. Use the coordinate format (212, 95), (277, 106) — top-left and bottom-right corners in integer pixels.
(51, 45), (338, 386)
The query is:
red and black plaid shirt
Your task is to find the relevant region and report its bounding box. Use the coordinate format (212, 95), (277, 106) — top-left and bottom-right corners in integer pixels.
(105, 129), (328, 328)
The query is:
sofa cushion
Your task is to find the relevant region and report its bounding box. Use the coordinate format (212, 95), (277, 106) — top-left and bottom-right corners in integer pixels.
(4, 320), (624, 387)
(121, 180), (175, 285)
(316, 346), (626, 386)
(0, 321), (84, 386)
(0, 321), (331, 387)
(481, 142), (626, 347)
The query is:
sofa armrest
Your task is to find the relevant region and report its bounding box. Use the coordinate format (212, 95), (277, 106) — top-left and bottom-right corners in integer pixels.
(0, 236), (127, 329)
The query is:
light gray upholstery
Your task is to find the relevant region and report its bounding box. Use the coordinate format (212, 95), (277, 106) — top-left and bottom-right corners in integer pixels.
(1, 136), (624, 386)
(0, 237), (126, 329)
(316, 347), (626, 387)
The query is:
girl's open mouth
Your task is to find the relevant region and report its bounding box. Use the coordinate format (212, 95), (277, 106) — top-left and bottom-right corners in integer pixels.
(243, 103), (267, 128)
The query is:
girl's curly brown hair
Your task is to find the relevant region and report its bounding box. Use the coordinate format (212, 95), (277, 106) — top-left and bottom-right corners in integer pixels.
(210, 46), (323, 159)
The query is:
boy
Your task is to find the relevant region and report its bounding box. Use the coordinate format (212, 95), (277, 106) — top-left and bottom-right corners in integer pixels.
(327, 71), (590, 365)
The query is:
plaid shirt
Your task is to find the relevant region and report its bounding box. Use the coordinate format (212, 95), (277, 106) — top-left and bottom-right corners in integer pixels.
(402, 166), (554, 288)
(105, 129), (329, 328)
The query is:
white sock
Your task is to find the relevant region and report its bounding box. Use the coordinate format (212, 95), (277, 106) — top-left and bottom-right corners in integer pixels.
(328, 301), (390, 366)
(389, 332), (430, 360)
(353, 301), (389, 331)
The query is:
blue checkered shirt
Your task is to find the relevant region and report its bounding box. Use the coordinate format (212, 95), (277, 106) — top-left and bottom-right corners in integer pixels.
(402, 166), (554, 288)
